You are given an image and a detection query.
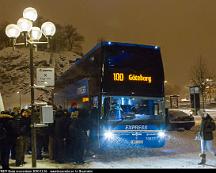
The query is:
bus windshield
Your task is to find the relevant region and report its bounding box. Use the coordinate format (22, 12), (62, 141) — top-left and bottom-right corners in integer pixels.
(102, 96), (164, 121)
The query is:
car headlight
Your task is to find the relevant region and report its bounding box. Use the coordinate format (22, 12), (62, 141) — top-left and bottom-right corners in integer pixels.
(158, 131), (166, 138)
(104, 131), (114, 140)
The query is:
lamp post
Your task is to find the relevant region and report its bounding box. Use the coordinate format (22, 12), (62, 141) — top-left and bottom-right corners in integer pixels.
(16, 91), (21, 108)
(5, 7), (56, 168)
(206, 78), (213, 104)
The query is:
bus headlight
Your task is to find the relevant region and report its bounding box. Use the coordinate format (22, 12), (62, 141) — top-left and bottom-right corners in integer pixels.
(104, 131), (114, 140)
(158, 131), (165, 138)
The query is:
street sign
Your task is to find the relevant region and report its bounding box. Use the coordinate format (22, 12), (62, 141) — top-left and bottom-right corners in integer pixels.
(189, 86), (200, 115)
(36, 68), (55, 86)
(189, 86), (200, 94)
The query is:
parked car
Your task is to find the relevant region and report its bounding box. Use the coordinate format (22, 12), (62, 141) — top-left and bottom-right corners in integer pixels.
(165, 109), (195, 130)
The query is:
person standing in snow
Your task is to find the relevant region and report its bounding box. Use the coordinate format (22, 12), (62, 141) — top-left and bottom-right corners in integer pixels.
(15, 109), (31, 167)
(197, 110), (216, 165)
(53, 107), (68, 163)
(73, 106), (89, 164)
(0, 112), (17, 169)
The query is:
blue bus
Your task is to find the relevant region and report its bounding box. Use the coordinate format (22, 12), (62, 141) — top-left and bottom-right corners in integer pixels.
(54, 41), (166, 149)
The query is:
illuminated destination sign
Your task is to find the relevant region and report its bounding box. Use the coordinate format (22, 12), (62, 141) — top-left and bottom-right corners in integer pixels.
(129, 74), (152, 83)
(113, 73), (124, 81)
(113, 73), (152, 83)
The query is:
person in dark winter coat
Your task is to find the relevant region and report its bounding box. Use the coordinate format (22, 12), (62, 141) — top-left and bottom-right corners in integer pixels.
(66, 111), (78, 162)
(0, 113), (17, 169)
(72, 107), (89, 164)
(65, 102), (79, 161)
(86, 106), (98, 156)
(53, 108), (68, 163)
(197, 110), (216, 165)
(14, 109), (31, 167)
(9, 111), (18, 160)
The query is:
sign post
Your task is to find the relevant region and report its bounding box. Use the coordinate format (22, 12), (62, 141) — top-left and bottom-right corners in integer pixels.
(36, 68), (55, 86)
(189, 86), (200, 115)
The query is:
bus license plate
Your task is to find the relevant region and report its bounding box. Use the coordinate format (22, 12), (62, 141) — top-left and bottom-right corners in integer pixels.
(131, 140), (143, 144)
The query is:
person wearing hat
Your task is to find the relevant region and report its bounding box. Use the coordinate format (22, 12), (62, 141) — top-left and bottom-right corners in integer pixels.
(197, 109), (216, 165)
(68, 101), (79, 119)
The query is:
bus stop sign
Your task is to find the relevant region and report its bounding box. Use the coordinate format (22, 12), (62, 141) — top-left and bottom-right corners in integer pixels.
(189, 86), (200, 114)
(37, 68), (55, 86)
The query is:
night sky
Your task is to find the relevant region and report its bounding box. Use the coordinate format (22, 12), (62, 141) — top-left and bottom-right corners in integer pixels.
(1, 0), (216, 87)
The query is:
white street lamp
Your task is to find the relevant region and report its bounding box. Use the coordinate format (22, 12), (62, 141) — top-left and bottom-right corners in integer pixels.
(5, 7), (56, 168)
(30, 27), (42, 41)
(41, 21), (56, 37)
(5, 24), (21, 38)
(17, 17), (32, 32)
(23, 7), (38, 22)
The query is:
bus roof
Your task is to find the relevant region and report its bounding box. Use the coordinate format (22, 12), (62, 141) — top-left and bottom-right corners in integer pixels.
(66, 41), (160, 73)
(82, 41), (160, 61)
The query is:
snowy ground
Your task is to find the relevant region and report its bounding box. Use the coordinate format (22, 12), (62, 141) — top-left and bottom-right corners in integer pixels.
(7, 115), (216, 169)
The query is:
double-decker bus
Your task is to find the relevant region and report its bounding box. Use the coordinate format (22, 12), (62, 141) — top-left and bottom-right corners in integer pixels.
(54, 41), (166, 149)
